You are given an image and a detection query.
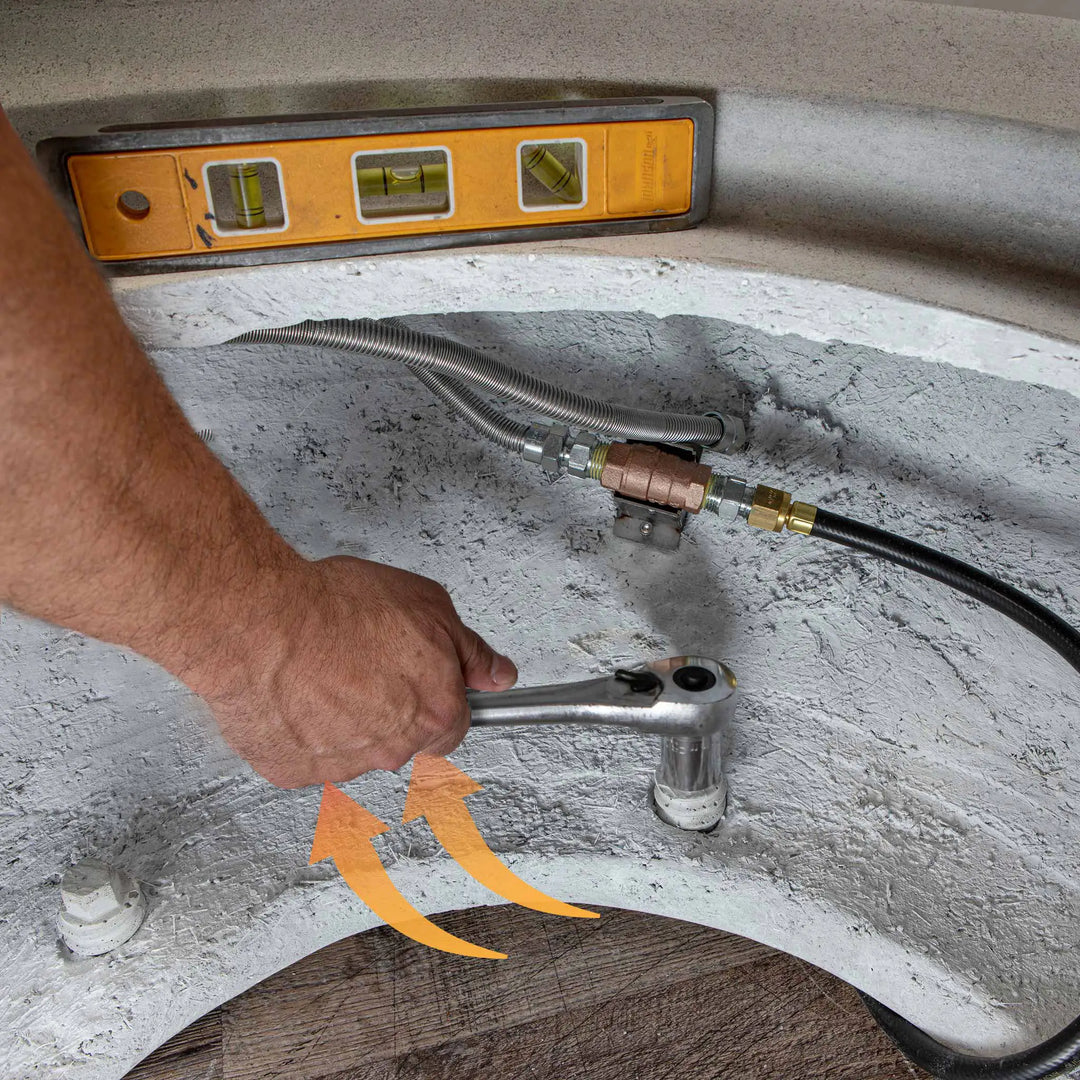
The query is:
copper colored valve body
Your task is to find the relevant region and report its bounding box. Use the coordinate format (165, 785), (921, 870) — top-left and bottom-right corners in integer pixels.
(599, 443), (711, 513)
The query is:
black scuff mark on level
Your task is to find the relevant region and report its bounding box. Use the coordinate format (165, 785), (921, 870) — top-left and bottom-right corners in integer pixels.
(183, 168), (198, 190)
(196, 225), (214, 248)
(204, 212), (215, 221)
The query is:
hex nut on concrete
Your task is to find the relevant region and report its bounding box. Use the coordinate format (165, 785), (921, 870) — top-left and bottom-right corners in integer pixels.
(747, 486), (792, 532)
(58, 857), (147, 957)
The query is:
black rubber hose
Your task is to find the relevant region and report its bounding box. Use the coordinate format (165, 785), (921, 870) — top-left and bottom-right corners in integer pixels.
(808, 507), (1080, 1079)
(862, 995), (1080, 1080)
(811, 509), (1080, 676)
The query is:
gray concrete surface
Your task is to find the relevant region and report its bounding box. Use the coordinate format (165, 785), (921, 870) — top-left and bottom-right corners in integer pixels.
(2, 309), (1078, 1078)
(917, 0), (1080, 16)
(2, 3), (1080, 1076)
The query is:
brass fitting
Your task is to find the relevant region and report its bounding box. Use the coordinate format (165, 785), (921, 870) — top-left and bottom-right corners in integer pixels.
(747, 485), (793, 532)
(587, 441), (610, 481)
(745, 486), (818, 534)
(599, 443), (712, 513)
(787, 501), (818, 535)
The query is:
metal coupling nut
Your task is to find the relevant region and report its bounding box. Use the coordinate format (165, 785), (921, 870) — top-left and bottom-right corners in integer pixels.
(566, 432), (599, 478)
(521, 425), (549, 465)
(704, 475), (749, 521)
(787, 501), (818, 535)
(705, 412), (748, 455)
(747, 485), (793, 532)
(540, 424), (570, 477)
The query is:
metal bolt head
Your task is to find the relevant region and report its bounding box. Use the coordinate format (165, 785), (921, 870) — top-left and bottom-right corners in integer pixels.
(60, 857), (127, 922)
(640, 520), (654, 536)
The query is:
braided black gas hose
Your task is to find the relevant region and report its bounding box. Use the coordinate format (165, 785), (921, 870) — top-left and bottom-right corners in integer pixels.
(863, 995), (1080, 1080)
(804, 508), (1080, 1080)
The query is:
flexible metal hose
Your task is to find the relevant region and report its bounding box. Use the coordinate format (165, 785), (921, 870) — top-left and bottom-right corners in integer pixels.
(409, 367), (530, 452)
(807, 508), (1080, 1080)
(370, 316), (530, 450)
(229, 319), (737, 447)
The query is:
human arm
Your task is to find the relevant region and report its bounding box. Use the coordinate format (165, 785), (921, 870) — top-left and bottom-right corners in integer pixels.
(0, 107), (516, 786)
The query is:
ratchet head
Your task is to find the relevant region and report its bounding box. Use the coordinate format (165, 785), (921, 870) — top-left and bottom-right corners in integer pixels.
(466, 655), (736, 737)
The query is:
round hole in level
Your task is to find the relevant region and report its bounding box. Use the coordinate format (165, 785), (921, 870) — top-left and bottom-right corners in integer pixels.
(117, 190), (151, 220)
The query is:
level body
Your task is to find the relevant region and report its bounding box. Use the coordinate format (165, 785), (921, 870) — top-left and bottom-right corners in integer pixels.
(39, 98), (713, 274)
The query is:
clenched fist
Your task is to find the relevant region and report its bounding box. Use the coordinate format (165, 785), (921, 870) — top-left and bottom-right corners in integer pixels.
(183, 556), (517, 787)
(0, 107), (516, 793)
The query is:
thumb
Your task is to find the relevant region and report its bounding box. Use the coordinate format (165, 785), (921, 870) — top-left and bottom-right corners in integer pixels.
(449, 622), (518, 691)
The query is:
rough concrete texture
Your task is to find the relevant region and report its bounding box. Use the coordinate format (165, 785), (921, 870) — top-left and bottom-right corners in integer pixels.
(922, 0), (1080, 16)
(8, 1), (1080, 134)
(1, 309), (1078, 1078)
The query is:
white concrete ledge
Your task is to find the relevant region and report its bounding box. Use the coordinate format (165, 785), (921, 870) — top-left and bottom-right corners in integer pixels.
(114, 246), (1080, 399)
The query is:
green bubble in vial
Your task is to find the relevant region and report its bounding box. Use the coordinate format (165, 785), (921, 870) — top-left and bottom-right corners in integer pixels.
(227, 163), (266, 228)
(356, 162), (449, 200)
(521, 145), (582, 204)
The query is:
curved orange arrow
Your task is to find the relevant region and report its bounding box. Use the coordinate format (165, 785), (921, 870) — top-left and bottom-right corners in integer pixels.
(310, 783), (506, 959)
(403, 755), (598, 919)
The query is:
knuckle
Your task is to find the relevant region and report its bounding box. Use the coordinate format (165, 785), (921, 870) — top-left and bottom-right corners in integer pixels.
(463, 629), (492, 665)
(371, 746), (412, 773)
(423, 579), (454, 610)
(424, 694), (467, 734)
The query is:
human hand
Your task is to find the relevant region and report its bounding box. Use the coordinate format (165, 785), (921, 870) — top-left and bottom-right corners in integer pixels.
(184, 555), (517, 787)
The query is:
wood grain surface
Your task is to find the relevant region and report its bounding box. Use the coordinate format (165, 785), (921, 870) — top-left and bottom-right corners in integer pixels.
(124, 906), (928, 1080)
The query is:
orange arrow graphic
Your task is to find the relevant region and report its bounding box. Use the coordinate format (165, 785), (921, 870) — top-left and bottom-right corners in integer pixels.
(403, 755), (598, 920)
(310, 783), (506, 959)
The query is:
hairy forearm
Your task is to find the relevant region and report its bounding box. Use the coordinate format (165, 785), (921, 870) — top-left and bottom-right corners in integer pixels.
(0, 110), (301, 685)
(0, 108), (517, 786)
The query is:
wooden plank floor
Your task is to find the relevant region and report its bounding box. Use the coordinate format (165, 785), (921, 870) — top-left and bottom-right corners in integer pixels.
(124, 906), (929, 1080)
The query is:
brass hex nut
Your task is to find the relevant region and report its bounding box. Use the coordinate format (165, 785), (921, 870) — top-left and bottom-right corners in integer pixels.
(747, 485), (793, 532)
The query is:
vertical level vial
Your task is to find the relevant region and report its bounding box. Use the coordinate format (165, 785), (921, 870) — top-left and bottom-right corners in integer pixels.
(227, 163), (266, 228)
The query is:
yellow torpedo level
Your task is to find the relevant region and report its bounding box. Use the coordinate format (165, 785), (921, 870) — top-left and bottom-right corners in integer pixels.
(41, 98), (711, 270)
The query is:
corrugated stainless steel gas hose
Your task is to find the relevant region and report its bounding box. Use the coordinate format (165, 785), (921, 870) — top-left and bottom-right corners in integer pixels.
(409, 366), (530, 453)
(228, 318), (743, 450)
